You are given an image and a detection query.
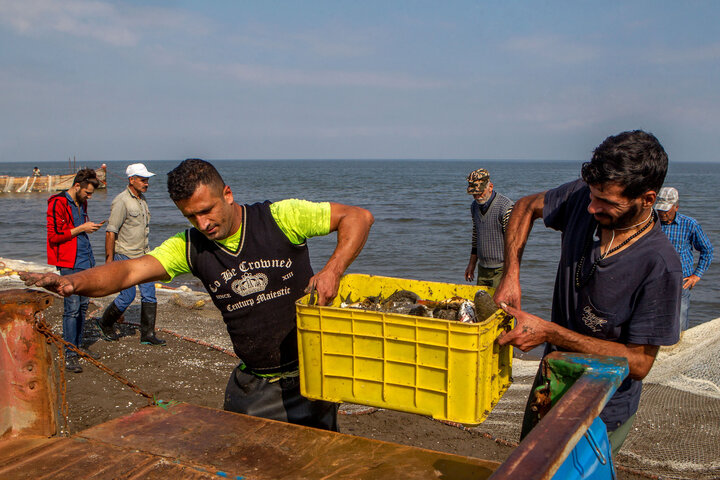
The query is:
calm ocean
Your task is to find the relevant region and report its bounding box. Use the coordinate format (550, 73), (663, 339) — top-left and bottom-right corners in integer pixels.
(1, 159), (717, 327)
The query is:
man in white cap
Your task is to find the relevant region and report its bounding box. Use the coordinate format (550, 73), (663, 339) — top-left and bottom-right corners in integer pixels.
(96, 163), (165, 345)
(656, 186), (714, 331)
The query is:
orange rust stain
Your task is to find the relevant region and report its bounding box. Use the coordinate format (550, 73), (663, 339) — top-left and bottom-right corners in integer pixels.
(0, 289), (56, 438)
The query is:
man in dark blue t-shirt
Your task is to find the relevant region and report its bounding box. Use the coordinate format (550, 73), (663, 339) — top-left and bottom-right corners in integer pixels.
(494, 130), (682, 455)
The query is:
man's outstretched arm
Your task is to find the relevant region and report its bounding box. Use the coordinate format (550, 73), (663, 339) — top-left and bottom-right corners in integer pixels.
(21, 255), (170, 298)
(307, 203), (374, 305)
(493, 192), (545, 309)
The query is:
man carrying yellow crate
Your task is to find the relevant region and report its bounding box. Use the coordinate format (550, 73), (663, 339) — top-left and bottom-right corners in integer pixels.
(23, 159), (374, 431)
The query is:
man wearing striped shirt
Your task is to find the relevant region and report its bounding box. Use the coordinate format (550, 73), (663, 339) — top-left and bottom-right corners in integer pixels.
(656, 187), (713, 331)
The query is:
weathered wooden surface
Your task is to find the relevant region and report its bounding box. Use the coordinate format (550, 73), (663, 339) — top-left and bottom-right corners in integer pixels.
(0, 403), (500, 479)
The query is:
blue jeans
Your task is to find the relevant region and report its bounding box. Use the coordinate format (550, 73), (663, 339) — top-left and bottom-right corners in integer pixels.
(59, 267), (89, 358)
(112, 253), (156, 312)
(680, 287), (691, 331)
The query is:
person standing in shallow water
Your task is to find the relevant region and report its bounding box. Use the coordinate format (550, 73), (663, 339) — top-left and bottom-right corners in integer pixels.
(23, 158), (374, 432)
(96, 163), (165, 346)
(46, 168), (104, 373)
(655, 186), (713, 333)
(464, 168), (514, 289)
(494, 130), (682, 456)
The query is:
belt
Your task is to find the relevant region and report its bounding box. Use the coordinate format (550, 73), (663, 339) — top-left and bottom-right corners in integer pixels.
(239, 363), (300, 383)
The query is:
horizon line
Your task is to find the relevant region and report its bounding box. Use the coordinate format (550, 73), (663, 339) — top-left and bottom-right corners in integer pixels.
(7, 158), (720, 164)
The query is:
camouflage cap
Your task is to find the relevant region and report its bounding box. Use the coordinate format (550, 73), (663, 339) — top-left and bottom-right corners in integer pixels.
(467, 168), (490, 195)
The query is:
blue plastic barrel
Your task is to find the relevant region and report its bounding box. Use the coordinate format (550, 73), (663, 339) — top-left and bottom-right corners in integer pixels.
(552, 417), (616, 480)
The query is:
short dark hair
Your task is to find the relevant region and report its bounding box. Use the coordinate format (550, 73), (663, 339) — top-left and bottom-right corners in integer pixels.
(167, 159), (226, 202)
(581, 130), (668, 199)
(72, 168), (99, 189)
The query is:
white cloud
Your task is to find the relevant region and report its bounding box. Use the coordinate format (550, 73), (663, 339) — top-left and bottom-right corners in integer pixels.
(191, 61), (449, 89)
(231, 28), (376, 58)
(648, 43), (720, 65)
(281, 124), (452, 139)
(0, 0), (206, 47)
(503, 34), (600, 64)
(495, 101), (601, 132)
(491, 87), (652, 133)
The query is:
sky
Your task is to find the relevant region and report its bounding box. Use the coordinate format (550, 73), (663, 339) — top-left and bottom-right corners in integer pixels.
(1, 0), (719, 162)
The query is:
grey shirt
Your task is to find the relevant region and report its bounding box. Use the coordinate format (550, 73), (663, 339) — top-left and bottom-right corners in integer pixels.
(106, 186), (151, 258)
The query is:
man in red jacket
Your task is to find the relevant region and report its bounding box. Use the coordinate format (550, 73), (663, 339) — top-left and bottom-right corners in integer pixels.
(47, 168), (104, 373)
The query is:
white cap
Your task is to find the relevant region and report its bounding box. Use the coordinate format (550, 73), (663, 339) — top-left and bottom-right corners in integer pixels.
(125, 163), (155, 178)
(655, 186), (679, 211)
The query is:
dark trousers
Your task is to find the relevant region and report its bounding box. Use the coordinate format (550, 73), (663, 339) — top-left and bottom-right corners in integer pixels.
(112, 253), (157, 311)
(59, 267), (89, 357)
(224, 363), (338, 431)
(679, 287), (691, 331)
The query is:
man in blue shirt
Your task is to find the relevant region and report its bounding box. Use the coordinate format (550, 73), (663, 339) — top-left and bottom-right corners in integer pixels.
(656, 187), (714, 331)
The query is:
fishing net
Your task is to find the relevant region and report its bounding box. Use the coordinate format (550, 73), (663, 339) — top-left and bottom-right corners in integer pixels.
(619, 318), (720, 479)
(474, 318), (720, 479)
(467, 358), (538, 444)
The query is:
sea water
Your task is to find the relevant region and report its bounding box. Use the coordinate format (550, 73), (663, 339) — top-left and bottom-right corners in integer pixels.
(0, 159), (717, 327)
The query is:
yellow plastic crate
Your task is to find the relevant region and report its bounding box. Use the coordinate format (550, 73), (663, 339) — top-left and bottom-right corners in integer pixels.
(296, 274), (513, 425)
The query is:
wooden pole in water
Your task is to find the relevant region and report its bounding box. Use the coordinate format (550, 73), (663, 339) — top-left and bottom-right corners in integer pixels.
(0, 289), (57, 438)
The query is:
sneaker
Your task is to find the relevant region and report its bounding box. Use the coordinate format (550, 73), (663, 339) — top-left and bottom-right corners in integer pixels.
(65, 356), (83, 373)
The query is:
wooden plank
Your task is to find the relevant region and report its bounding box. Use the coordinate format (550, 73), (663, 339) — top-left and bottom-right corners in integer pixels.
(0, 403), (500, 479)
(80, 403), (500, 479)
(0, 436), (220, 479)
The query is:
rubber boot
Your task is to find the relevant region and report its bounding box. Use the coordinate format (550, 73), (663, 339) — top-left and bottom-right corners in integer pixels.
(140, 302), (166, 346)
(95, 302), (121, 341)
